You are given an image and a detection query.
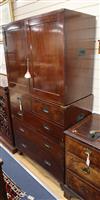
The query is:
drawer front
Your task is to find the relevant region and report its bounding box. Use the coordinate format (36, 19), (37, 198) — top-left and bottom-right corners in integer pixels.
(66, 170), (100, 200)
(31, 98), (64, 125)
(66, 152), (100, 189)
(14, 122), (63, 156)
(14, 126), (64, 181)
(9, 87), (31, 117)
(13, 116), (64, 145)
(66, 136), (100, 169)
(33, 116), (64, 145)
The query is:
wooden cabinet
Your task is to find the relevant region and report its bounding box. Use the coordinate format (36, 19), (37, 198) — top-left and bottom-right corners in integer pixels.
(64, 114), (100, 200)
(0, 75), (15, 152)
(3, 9), (96, 182)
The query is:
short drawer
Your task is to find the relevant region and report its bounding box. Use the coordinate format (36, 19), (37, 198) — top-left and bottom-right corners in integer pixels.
(66, 170), (100, 200)
(31, 97), (64, 125)
(66, 152), (100, 189)
(13, 115), (64, 145)
(66, 136), (100, 169)
(9, 87), (31, 117)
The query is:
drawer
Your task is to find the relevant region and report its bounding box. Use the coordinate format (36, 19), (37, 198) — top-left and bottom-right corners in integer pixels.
(66, 170), (100, 200)
(31, 97), (64, 125)
(32, 116), (64, 145)
(14, 121), (64, 158)
(66, 136), (100, 169)
(66, 152), (100, 189)
(14, 126), (64, 181)
(13, 115), (64, 145)
(9, 87), (31, 116)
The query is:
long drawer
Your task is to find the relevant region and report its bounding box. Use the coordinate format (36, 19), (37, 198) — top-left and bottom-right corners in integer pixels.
(14, 124), (64, 181)
(66, 152), (100, 189)
(66, 170), (100, 200)
(13, 115), (64, 145)
(31, 96), (92, 128)
(66, 137), (100, 169)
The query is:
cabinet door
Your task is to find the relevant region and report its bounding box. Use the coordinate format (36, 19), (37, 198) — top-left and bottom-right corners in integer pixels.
(3, 21), (29, 87)
(29, 20), (64, 102)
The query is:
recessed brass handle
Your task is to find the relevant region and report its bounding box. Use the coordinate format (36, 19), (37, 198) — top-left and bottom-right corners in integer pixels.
(21, 143), (27, 148)
(44, 160), (51, 167)
(44, 143), (51, 149)
(43, 124), (50, 131)
(42, 107), (49, 114)
(19, 127), (25, 133)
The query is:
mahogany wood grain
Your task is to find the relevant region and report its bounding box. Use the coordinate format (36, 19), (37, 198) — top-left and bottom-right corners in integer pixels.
(3, 9), (96, 104)
(66, 137), (100, 169)
(3, 9), (96, 185)
(13, 115), (64, 145)
(14, 125), (64, 181)
(64, 114), (100, 200)
(66, 170), (100, 200)
(3, 21), (29, 87)
(66, 152), (100, 189)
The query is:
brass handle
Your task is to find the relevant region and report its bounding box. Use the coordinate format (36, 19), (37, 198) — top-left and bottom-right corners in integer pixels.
(21, 143), (27, 148)
(44, 143), (51, 149)
(84, 148), (91, 156)
(44, 160), (51, 167)
(19, 127), (25, 133)
(81, 148), (91, 174)
(17, 97), (23, 116)
(43, 124), (50, 131)
(81, 166), (90, 174)
(42, 107), (49, 114)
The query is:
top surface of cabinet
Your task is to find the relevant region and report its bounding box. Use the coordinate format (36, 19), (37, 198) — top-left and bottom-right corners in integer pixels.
(64, 114), (100, 150)
(3, 9), (96, 105)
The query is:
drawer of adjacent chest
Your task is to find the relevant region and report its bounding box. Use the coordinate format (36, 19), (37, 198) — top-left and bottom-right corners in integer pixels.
(31, 97), (64, 125)
(66, 136), (100, 169)
(66, 170), (100, 200)
(66, 152), (100, 189)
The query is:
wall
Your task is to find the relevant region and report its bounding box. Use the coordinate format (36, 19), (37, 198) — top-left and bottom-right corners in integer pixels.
(13, 0), (100, 114)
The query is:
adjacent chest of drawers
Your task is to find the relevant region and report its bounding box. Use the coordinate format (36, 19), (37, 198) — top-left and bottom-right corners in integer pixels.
(64, 114), (100, 200)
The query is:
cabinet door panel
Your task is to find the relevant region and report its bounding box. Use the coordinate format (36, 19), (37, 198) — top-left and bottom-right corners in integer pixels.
(4, 22), (28, 87)
(29, 21), (64, 101)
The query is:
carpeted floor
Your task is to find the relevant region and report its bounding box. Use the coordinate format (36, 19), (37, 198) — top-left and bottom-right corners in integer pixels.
(0, 145), (57, 200)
